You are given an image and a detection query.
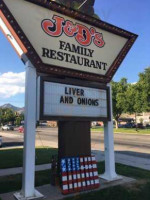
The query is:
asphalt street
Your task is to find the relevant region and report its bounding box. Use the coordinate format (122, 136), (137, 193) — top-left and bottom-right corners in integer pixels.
(0, 127), (150, 158)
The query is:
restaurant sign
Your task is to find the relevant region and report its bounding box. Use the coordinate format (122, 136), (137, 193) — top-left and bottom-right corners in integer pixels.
(0, 0), (137, 83)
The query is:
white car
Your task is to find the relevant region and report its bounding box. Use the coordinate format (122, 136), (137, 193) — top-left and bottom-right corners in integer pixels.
(0, 136), (2, 147)
(1, 125), (14, 131)
(91, 121), (97, 127)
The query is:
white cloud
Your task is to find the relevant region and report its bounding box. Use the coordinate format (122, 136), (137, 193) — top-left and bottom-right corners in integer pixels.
(0, 71), (25, 98)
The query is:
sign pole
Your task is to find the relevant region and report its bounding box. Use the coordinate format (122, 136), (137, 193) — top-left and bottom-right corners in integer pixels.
(100, 83), (122, 181)
(58, 121), (91, 159)
(14, 60), (43, 200)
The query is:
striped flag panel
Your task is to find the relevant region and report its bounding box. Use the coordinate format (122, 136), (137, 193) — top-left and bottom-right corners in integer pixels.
(61, 155), (100, 194)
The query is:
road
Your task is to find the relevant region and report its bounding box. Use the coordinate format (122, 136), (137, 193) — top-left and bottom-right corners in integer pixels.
(0, 127), (150, 157)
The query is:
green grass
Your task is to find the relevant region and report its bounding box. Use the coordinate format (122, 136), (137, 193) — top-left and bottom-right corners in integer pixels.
(0, 170), (51, 194)
(0, 162), (150, 197)
(63, 182), (150, 200)
(0, 147), (58, 169)
(91, 127), (103, 132)
(97, 162), (150, 180)
(114, 128), (150, 134)
(91, 127), (150, 134)
(63, 163), (150, 200)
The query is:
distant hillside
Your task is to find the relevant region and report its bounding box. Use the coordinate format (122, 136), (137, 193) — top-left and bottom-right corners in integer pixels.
(0, 103), (24, 113)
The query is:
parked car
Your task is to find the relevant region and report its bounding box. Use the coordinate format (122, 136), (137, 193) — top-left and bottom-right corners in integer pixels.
(118, 123), (136, 128)
(47, 121), (57, 128)
(91, 122), (97, 127)
(124, 123), (136, 128)
(18, 126), (24, 133)
(118, 124), (125, 128)
(145, 124), (150, 128)
(0, 136), (2, 147)
(1, 125), (14, 131)
(91, 121), (101, 127)
(136, 123), (145, 129)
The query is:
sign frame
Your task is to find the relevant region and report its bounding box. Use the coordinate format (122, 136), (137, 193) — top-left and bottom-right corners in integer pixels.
(38, 76), (111, 122)
(0, 0), (138, 83)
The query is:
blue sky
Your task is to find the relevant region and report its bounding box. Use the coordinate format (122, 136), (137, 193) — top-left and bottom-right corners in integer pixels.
(0, 0), (150, 107)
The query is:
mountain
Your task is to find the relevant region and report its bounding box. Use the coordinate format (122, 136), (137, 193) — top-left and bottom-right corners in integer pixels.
(0, 104), (24, 113)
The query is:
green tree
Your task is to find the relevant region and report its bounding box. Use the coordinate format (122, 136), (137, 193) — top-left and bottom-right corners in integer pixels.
(53, 0), (98, 18)
(0, 108), (15, 125)
(15, 113), (24, 126)
(138, 67), (150, 112)
(125, 83), (143, 124)
(0, 108), (2, 126)
(111, 78), (128, 129)
(111, 67), (150, 129)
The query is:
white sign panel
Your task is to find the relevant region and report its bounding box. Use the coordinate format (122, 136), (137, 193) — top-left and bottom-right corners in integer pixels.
(3, 0), (128, 76)
(42, 81), (108, 118)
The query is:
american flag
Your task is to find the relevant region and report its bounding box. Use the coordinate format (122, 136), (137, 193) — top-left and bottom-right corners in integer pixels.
(61, 156), (100, 194)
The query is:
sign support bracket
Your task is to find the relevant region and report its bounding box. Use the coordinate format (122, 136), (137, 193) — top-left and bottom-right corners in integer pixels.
(14, 60), (44, 200)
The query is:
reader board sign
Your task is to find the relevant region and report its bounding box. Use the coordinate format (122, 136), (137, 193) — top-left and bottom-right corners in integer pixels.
(38, 77), (110, 121)
(0, 0), (137, 83)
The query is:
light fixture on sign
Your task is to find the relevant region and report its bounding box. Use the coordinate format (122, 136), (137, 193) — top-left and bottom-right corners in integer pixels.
(0, 12), (27, 57)
(78, 0), (88, 9)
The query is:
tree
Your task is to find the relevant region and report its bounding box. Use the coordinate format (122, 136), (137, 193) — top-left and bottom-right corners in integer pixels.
(0, 108), (2, 126)
(0, 108), (15, 125)
(137, 67), (150, 112)
(53, 0), (98, 18)
(15, 113), (24, 126)
(111, 67), (150, 129)
(123, 67), (150, 127)
(125, 83), (143, 125)
(111, 78), (128, 129)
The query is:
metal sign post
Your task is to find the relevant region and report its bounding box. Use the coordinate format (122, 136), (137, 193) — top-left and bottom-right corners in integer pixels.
(100, 84), (121, 181)
(14, 60), (43, 200)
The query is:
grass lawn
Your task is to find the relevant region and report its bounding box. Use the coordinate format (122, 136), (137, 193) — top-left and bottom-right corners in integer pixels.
(91, 127), (150, 134)
(0, 147), (58, 169)
(0, 162), (150, 199)
(64, 163), (150, 200)
(0, 170), (51, 194)
(64, 182), (150, 200)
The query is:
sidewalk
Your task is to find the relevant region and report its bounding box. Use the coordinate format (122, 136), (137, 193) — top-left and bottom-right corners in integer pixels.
(0, 151), (149, 177)
(0, 163), (51, 177)
(92, 150), (150, 171)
